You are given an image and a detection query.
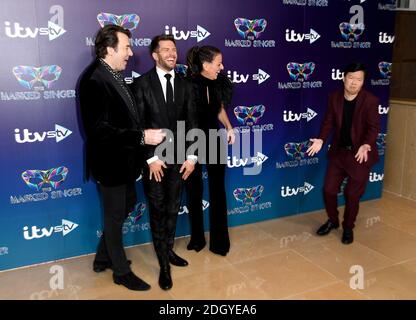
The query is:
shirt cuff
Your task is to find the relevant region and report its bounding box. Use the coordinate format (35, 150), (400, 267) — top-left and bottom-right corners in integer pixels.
(187, 155), (198, 164)
(146, 155), (159, 164)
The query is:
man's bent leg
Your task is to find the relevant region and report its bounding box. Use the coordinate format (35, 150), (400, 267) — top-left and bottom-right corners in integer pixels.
(323, 157), (348, 225)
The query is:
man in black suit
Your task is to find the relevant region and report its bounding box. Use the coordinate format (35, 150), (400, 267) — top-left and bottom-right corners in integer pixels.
(132, 35), (197, 290)
(79, 25), (165, 291)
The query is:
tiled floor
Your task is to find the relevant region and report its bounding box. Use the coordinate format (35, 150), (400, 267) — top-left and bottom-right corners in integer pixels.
(1, 191), (415, 300)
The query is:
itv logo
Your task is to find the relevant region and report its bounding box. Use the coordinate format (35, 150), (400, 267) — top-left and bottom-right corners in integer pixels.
(23, 219), (79, 240)
(4, 5), (66, 41)
(14, 124), (72, 144)
(165, 25), (210, 42)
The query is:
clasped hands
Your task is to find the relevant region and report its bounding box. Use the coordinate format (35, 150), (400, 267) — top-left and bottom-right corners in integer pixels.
(148, 159), (195, 182)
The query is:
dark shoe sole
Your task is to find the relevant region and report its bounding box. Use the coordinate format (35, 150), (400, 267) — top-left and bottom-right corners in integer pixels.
(159, 272), (173, 290)
(114, 279), (151, 291)
(209, 248), (228, 256)
(341, 236), (354, 245)
(169, 259), (189, 267)
(159, 283), (173, 290)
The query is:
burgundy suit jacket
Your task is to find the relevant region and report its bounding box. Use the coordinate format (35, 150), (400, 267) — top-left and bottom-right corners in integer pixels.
(318, 88), (381, 168)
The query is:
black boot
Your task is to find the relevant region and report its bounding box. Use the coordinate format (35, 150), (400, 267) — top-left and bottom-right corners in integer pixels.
(168, 250), (188, 267)
(113, 271), (151, 291)
(187, 239), (206, 252)
(342, 228), (354, 244)
(158, 265), (173, 290)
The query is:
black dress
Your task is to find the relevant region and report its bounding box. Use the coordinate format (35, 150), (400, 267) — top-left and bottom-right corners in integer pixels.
(185, 73), (233, 256)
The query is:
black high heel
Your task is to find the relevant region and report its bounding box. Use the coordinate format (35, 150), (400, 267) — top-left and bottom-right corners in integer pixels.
(187, 240), (206, 252)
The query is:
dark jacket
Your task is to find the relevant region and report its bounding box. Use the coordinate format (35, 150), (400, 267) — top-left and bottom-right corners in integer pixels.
(319, 88), (381, 168)
(79, 59), (143, 186)
(131, 68), (197, 164)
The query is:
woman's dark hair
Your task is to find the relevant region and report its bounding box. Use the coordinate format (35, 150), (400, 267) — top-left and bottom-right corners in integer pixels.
(149, 34), (176, 54)
(343, 62), (366, 76)
(95, 25), (131, 59)
(186, 45), (222, 77)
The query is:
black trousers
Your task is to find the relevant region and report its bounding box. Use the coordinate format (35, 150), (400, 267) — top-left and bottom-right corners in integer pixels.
(185, 162), (230, 255)
(143, 164), (183, 268)
(95, 181), (136, 276)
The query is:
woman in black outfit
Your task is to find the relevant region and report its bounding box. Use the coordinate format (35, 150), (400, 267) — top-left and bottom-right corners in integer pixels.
(185, 45), (235, 256)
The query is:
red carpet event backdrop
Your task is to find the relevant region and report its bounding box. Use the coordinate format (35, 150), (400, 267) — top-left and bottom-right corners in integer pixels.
(0, 0), (395, 271)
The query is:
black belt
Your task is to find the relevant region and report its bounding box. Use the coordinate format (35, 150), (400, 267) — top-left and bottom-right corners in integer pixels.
(342, 146), (353, 151)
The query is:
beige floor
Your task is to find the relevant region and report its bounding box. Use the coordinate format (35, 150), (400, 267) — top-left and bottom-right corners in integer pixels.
(1, 191), (416, 300)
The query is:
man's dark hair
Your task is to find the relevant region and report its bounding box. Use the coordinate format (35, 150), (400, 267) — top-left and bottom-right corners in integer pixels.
(343, 62), (366, 76)
(95, 25), (131, 59)
(149, 34), (176, 54)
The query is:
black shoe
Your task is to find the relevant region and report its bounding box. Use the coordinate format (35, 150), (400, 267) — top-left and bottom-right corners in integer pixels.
(210, 247), (228, 257)
(113, 271), (151, 291)
(342, 229), (354, 244)
(168, 251), (188, 267)
(316, 220), (339, 236)
(187, 240), (206, 252)
(93, 260), (132, 273)
(158, 266), (173, 290)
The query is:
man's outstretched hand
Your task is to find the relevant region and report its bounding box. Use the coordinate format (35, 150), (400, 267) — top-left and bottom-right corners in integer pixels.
(307, 138), (323, 157)
(355, 144), (371, 164)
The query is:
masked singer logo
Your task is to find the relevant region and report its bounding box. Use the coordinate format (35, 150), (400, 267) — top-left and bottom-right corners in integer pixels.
(97, 13), (140, 31)
(378, 62), (392, 79)
(284, 140), (312, 160)
(234, 105), (265, 126)
(175, 64), (188, 76)
(376, 133), (386, 154)
(12, 65), (62, 90)
(234, 18), (267, 40)
(127, 203), (146, 224)
(21, 166), (68, 191)
(233, 185), (264, 204)
(287, 62), (315, 81)
(339, 22), (365, 41)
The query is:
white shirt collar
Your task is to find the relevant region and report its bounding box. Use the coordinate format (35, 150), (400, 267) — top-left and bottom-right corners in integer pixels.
(156, 66), (175, 81)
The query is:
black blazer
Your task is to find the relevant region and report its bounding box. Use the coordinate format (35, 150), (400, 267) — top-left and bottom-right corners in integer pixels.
(79, 59), (144, 186)
(318, 88), (381, 168)
(131, 68), (197, 164)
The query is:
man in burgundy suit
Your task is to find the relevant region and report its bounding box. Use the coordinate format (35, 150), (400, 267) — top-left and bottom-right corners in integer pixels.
(307, 62), (380, 244)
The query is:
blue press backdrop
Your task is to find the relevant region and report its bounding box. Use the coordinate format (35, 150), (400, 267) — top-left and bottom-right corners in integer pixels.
(0, 0), (395, 271)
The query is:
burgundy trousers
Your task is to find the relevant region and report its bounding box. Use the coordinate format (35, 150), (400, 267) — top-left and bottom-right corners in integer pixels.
(323, 148), (371, 230)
